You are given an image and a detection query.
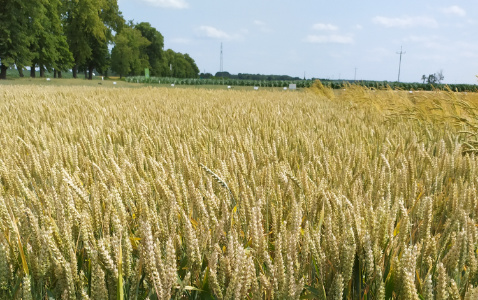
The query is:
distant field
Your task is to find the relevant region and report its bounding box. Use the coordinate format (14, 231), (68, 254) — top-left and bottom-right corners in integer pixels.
(0, 77), (301, 91)
(1, 84), (478, 299)
(0, 77), (135, 88)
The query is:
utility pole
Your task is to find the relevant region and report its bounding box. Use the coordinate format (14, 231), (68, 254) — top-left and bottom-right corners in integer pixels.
(354, 67), (357, 81)
(397, 46), (406, 82)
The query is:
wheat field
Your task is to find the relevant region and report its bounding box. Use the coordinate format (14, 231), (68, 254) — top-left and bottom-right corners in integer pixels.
(0, 83), (478, 299)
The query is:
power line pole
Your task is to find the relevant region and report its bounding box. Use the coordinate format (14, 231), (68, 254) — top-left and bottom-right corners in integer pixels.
(220, 43), (223, 72)
(397, 46), (406, 82)
(354, 67), (357, 81)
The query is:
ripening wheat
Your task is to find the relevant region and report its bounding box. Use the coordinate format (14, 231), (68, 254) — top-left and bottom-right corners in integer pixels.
(0, 83), (478, 299)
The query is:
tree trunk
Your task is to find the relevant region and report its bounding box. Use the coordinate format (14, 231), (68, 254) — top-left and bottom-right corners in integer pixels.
(39, 67), (45, 78)
(0, 64), (7, 79)
(84, 69), (87, 79)
(31, 65), (36, 78)
(73, 65), (78, 78)
(54, 69), (57, 78)
(58, 71), (62, 78)
(17, 66), (24, 77)
(88, 66), (94, 80)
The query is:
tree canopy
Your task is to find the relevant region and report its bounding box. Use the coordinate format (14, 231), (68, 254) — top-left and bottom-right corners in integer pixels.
(111, 25), (150, 78)
(135, 22), (164, 76)
(111, 22), (199, 78)
(0, 0), (200, 79)
(0, 0), (33, 79)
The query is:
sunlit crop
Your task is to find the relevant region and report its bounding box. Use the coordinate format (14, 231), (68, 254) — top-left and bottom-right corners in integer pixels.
(1, 84), (478, 299)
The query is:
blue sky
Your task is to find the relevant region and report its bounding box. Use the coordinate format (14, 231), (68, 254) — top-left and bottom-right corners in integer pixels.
(118, 0), (478, 84)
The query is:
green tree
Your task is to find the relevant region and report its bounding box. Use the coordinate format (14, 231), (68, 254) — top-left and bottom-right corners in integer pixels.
(160, 49), (199, 79)
(63, 0), (123, 79)
(28, 0), (73, 78)
(160, 49), (174, 77)
(184, 53), (199, 78)
(0, 0), (32, 79)
(85, 0), (123, 79)
(135, 22), (164, 76)
(111, 26), (150, 78)
(63, 0), (104, 78)
(172, 52), (187, 78)
(110, 31), (132, 78)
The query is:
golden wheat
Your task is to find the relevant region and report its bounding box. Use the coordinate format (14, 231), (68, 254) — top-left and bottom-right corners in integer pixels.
(0, 84), (477, 299)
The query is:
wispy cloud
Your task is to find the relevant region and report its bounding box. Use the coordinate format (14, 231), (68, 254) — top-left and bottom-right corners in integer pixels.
(196, 26), (231, 39)
(140, 0), (189, 9)
(312, 23), (339, 31)
(304, 34), (353, 44)
(441, 5), (466, 17)
(372, 16), (438, 28)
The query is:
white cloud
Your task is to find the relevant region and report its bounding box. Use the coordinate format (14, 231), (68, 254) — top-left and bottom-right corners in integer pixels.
(312, 23), (339, 31)
(441, 5), (466, 17)
(354, 24), (363, 30)
(140, 0), (189, 9)
(372, 16), (438, 28)
(304, 34), (354, 44)
(196, 26), (231, 39)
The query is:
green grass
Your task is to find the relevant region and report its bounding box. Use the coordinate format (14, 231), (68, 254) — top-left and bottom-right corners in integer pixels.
(0, 77), (140, 88)
(5, 68), (79, 79)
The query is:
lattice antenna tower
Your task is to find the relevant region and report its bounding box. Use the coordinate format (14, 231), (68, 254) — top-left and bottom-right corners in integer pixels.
(220, 43), (223, 72)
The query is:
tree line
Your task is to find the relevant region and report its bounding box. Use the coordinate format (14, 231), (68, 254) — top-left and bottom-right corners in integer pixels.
(0, 0), (199, 80)
(208, 72), (302, 81)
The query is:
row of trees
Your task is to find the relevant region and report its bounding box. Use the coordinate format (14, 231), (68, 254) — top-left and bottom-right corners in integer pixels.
(124, 75), (478, 92)
(210, 72), (302, 81)
(110, 22), (199, 78)
(0, 0), (199, 80)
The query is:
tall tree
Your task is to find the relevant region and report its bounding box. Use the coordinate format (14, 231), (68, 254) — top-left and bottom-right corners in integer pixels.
(64, 0), (122, 79)
(436, 70), (444, 84)
(28, 0), (73, 78)
(85, 0), (123, 79)
(172, 52), (188, 78)
(184, 53), (199, 78)
(0, 0), (32, 79)
(63, 0), (104, 78)
(158, 49), (199, 78)
(160, 49), (174, 77)
(111, 26), (150, 78)
(135, 22), (164, 76)
(110, 32), (132, 78)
